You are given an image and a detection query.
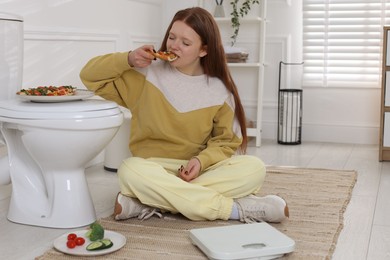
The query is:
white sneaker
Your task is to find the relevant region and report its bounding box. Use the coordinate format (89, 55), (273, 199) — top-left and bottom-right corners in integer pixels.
(235, 195), (289, 223)
(114, 193), (162, 221)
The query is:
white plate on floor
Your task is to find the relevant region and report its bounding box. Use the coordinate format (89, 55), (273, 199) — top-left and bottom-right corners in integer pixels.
(16, 89), (94, 103)
(53, 230), (126, 256)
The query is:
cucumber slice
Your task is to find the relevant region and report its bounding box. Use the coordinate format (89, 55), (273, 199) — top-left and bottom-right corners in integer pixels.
(101, 239), (114, 249)
(86, 241), (105, 251)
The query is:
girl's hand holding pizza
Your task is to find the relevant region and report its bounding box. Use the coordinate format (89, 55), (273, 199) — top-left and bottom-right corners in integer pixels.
(127, 45), (155, 68)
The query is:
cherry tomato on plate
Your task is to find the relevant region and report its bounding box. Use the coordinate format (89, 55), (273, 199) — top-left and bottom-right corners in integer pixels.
(75, 237), (85, 246)
(66, 240), (77, 249)
(67, 233), (77, 241)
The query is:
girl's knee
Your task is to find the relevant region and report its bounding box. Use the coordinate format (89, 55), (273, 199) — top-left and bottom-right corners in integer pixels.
(241, 155), (266, 182)
(246, 155), (265, 167)
(237, 155), (265, 172)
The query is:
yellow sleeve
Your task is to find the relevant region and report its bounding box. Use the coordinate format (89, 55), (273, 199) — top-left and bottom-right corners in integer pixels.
(195, 102), (242, 171)
(79, 52), (145, 109)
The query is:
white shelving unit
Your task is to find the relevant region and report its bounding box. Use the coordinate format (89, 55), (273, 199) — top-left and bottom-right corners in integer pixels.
(199, 1), (267, 147)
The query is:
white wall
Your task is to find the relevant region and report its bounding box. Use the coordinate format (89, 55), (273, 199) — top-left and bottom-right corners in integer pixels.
(1, 0), (381, 145)
(1, 0), (165, 89)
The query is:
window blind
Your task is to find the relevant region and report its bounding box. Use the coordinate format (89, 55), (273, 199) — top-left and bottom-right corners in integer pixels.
(303, 0), (390, 88)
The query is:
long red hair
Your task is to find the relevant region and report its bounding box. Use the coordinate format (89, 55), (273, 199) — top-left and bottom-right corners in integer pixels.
(160, 7), (248, 152)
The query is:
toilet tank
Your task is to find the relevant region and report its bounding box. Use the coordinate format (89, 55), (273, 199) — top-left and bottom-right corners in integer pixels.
(0, 12), (23, 101)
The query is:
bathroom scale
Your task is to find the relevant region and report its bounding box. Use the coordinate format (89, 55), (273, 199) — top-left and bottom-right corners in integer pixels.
(189, 222), (295, 260)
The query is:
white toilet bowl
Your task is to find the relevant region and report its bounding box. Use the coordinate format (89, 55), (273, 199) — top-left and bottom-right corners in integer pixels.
(0, 99), (123, 228)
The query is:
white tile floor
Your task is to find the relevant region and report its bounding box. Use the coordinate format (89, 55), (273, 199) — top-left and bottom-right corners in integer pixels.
(0, 140), (389, 260)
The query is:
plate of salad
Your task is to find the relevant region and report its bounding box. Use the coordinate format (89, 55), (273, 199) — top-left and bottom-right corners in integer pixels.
(53, 222), (126, 256)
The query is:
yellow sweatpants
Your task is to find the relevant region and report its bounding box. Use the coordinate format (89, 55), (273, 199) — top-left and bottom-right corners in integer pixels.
(117, 155), (266, 221)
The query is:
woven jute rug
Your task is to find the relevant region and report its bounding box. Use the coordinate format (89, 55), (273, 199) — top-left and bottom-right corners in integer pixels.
(36, 166), (357, 260)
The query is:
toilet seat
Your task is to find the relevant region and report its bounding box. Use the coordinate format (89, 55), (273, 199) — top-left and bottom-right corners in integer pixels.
(0, 99), (120, 119)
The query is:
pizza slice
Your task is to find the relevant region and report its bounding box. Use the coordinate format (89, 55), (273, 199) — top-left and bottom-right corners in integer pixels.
(148, 50), (178, 62)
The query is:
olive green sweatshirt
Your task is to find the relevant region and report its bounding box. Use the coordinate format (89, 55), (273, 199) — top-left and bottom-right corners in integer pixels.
(80, 52), (242, 172)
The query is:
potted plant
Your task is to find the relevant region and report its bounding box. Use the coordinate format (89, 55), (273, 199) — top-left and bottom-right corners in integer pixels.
(214, 0), (225, 17)
(230, 0), (260, 46)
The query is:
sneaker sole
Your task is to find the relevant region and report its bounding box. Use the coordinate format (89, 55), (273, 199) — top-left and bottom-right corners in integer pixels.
(114, 192), (123, 220)
(284, 203), (290, 218)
